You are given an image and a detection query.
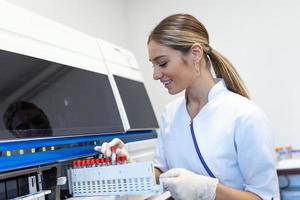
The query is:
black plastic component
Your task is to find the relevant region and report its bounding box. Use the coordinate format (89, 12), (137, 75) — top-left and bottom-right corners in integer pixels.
(17, 176), (29, 196)
(5, 179), (18, 199)
(114, 75), (159, 130)
(0, 181), (6, 200)
(0, 163), (60, 199)
(0, 48), (124, 142)
(43, 167), (57, 200)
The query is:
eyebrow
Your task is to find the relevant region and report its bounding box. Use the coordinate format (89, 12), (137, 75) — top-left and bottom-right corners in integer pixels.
(149, 55), (167, 62)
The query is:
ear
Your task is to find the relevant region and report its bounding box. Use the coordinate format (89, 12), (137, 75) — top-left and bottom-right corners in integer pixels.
(190, 43), (203, 63)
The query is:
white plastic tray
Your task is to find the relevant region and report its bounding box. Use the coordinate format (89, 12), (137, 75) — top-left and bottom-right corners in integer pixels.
(68, 162), (163, 197)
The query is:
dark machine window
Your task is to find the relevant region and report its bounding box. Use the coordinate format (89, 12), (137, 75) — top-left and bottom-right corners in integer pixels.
(114, 75), (159, 130)
(0, 49), (124, 141)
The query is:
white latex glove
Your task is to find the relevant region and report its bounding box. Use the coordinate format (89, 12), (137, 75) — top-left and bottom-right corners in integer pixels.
(94, 138), (134, 163)
(160, 168), (219, 200)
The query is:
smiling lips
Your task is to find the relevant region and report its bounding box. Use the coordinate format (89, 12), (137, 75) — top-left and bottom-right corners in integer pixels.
(161, 80), (172, 88)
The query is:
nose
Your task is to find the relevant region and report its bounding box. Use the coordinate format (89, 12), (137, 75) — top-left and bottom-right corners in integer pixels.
(153, 66), (163, 80)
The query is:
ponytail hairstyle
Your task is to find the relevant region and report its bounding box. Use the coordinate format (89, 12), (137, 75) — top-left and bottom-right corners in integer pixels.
(147, 14), (250, 99)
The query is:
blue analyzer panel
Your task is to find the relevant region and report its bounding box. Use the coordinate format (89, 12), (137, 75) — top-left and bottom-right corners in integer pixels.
(0, 130), (157, 172)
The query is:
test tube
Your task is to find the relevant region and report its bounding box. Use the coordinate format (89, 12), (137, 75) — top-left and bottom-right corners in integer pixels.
(116, 156), (121, 165)
(103, 157), (110, 166)
(111, 145), (117, 165)
(72, 160), (78, 169)
(99, 158), (104, 167)
(75, 160), (82, 168)
(95, 158), (100, 167)
(90, 159), (96, 167)
(86, 159), (91, 168)
(81, 159), (87, 168)
(275, 147), (284, 161)
(285, 146), (292, 159)
(116, 155), (127, 165)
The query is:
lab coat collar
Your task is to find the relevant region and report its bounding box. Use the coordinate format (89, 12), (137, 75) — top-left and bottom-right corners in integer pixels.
(207, 79), (228, 102)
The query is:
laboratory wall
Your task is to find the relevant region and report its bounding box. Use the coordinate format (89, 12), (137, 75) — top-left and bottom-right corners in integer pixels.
(126, 0), (300, 149)
(5, 0), (130, 49)
(5, 0), (300, 149)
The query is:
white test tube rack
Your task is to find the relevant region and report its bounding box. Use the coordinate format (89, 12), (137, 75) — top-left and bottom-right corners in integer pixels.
(67, 162), (163, 197)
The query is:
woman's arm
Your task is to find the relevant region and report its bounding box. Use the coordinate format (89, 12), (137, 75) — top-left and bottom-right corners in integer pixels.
(216, 183), (261, 200)
(160, 168), (264, 200)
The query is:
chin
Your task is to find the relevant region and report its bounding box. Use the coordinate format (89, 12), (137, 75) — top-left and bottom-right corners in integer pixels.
(168, 88), (182, 95)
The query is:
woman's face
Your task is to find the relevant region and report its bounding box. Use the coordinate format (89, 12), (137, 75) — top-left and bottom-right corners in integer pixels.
(148, 40), (197, 95)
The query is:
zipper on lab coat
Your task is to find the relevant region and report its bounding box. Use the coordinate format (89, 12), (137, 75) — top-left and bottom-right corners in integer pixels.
(190, 120), (216, 178)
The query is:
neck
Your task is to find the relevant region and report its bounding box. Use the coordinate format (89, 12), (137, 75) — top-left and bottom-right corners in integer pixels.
(185, 67), (216, 120)
(185, 70), (215, 106)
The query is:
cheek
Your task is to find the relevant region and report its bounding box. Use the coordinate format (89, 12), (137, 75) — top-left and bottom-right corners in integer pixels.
(177, 66), (193, 79)
(177, 69), (196, 87)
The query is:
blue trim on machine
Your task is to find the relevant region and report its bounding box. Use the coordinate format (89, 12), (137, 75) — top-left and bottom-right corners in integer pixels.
(190, 121), (216, 178)
(0, 130), (157, 172)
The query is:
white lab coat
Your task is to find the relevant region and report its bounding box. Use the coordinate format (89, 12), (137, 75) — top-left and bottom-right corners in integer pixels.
(154, 79), (280, 199)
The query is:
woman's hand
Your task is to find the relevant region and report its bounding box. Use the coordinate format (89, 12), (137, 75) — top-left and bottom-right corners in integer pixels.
(94, 138), (134, 163)
(160, 168), (218, 200)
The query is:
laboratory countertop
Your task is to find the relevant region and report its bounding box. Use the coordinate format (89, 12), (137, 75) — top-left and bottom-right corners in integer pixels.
(277, 158), (300, 175)
(277, 158), (300, 170)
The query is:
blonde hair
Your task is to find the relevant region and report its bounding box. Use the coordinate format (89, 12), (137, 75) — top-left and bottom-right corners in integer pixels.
(148, 14), (250, 99)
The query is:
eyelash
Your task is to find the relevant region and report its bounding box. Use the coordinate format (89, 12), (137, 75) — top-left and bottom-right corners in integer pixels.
(158, 62), (167, 67)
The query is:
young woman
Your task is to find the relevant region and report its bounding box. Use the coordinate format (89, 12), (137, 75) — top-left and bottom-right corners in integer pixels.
(97, 14), (280, 200)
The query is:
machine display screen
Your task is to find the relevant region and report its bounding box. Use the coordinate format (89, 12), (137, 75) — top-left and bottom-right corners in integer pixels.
(0, 49), (124, 141)
(114, 75), (159, 130)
